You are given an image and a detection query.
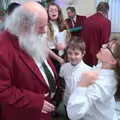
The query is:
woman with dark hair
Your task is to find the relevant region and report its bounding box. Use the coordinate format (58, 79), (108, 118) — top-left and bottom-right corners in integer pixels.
(96, 1), (109, 15)
(67, 37), (120, 120)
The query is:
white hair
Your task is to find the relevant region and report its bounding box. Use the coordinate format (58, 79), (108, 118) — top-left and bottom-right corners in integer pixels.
(19, 32), (49, 62)
(5, 4), (49, 62)
(5, 6), (36, 36)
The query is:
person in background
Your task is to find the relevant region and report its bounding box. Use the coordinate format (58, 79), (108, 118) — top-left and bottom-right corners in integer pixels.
(0, 0), (22, 31)
(6, 0), (21, 15)
(60, 36), (91, 119)
(82, 2), (111, 66)
(47, 2), (70, 73)
(65, 6), (86, 37)
(67, 37), (120, 120)
(0, 9), (5, 31)
(0, 1), (61, 120)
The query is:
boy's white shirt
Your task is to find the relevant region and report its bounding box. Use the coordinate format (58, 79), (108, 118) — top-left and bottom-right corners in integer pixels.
(67, 65), (117, 120)
(59, 60), (92, 105)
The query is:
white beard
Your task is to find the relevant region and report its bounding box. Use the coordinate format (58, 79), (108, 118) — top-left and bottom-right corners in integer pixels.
(18, 32), (49, 63)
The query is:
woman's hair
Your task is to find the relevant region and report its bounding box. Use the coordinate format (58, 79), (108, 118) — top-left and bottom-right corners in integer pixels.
(47, 2), (67, 40)
(96, 2), (109, 14)
(67, 36), (86, 54)
(111, 37), (120, 99)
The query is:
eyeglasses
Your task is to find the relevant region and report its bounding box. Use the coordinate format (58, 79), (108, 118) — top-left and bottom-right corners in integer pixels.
(102, 44), (116, 58)
(49, 9), (58, 13)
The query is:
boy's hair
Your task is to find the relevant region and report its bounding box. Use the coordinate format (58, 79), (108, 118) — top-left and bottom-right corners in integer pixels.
(67, 36), (86, 54)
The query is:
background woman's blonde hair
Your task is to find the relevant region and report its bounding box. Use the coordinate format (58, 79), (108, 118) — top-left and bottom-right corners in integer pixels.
(47, 3), (70, 41)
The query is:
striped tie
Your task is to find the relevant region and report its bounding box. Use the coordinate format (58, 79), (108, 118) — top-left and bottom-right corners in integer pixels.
(42, 62), (56, 92)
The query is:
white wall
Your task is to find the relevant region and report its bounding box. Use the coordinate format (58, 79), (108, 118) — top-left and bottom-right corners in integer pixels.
(63, 0), (96, 18)
(73, 0), (96, 16)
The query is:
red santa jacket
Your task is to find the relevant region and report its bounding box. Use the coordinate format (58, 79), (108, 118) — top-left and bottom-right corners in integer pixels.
(0, 31), (59, 120)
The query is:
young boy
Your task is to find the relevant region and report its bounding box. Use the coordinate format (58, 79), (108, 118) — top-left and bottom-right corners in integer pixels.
(59, 36), (91, 107)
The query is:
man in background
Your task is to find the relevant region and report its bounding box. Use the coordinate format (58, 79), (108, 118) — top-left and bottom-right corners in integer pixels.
(65, 6), (86, 37)
(82, 2), (111, 66)
(0, 0), (21, 31)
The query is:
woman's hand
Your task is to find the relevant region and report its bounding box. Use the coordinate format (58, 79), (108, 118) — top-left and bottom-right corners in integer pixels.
(77, 70), (98, 87)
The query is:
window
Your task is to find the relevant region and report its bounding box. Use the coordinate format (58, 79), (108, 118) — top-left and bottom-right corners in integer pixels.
(96, 0), (120, 32)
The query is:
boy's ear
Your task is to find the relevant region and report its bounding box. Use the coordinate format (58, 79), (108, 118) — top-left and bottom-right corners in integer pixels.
(82, 51), (86, 57)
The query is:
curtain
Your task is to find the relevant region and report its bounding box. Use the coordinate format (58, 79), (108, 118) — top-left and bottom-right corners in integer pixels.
(108, 0), (120, 32)
(96, 0), (120, 32)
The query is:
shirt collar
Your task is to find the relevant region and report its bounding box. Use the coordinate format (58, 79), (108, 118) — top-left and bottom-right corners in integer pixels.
(70, 60), (84, 69)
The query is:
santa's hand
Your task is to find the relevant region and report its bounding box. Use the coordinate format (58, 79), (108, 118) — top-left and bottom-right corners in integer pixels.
(41, 100), (55, 114)
(56, 43), (66, 50)
(77, 70), (98, 87)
